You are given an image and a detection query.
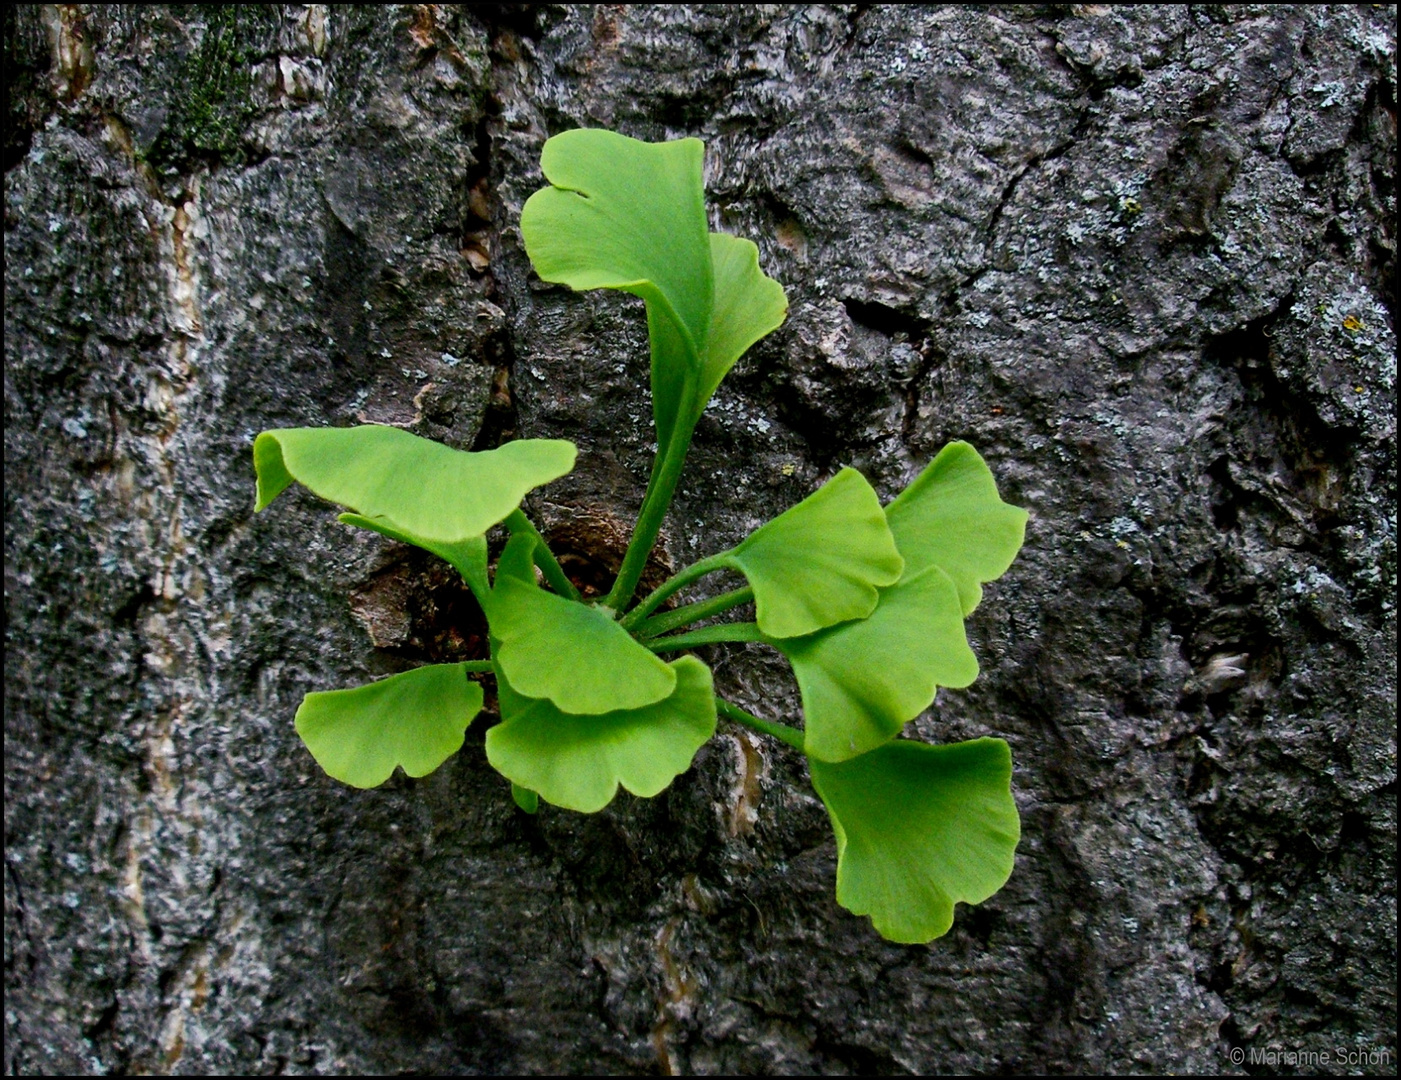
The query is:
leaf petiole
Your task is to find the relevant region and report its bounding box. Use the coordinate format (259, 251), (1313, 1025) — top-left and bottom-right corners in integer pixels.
(715, 698), (805, 751)
(504, 509), (581, 602)
(644, 622), (765, 653)
(634, 586), (755, 639)
(604, 405), (698, 613)
(620, 550), (736, 630)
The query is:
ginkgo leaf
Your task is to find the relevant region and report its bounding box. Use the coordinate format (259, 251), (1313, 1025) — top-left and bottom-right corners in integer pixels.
(522, 129), (712, 352)
(494, 531), (538, 587)
(339, 513), (488, 596)
(773, 564), (976, 763)
(520, 131), (785, 452)
(642, 234), (789, 452)
(522, 129), (711, 450)
(511, 783), (540, 814)
(487, 572), (676, 714)
(254, 425), (575, 544)
(486, 656), (716, 813)
(294, 663), (484, 788)
(884, 442), (1027, 616)
(699, 231), (788, 420)
(809, 737), (1020, 944)
(726, 468), (904, 638)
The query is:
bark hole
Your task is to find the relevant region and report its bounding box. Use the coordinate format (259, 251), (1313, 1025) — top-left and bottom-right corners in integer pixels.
(349, 549), (488, 664)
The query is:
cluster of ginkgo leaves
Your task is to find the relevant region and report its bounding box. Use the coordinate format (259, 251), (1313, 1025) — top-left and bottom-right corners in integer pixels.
(254, 129), (1027, 943)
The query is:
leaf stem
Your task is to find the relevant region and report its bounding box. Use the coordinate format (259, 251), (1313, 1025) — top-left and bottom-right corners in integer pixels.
(605, 411), (697, 612)
(462, 660), (494, 673)
(644, 622), (765, 653)
(715, 698), (805, 751)
(504, 509), (581, 602)
(619, 551), (735, 630)
(455, 555), (491, 610)
(634, 586), (754, 639)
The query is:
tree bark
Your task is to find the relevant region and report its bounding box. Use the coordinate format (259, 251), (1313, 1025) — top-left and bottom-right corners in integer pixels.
(5, 5), (1395, 1074)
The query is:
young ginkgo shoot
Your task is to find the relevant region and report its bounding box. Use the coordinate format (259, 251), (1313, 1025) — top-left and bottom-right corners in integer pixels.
(254, 128), (1027, 944)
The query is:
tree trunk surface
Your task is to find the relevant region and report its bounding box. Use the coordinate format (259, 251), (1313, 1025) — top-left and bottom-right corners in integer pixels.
(5, 5), (1396, 1074)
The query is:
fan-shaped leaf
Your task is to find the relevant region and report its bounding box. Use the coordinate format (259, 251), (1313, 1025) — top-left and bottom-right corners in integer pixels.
(254, 425), (575, 544)
(884, 442), (1027, 616)
(645, 234), (789, 450)
(522, 130), (711, 449)
(487, 573), (676, 714)
(701, 232), (788, 414)
(294, 664), (484, 788)
(522, 130), (711, 352)
(809, 737), (1020, 943)
(521, 131), (785, 450)
(494, 531), (539, 587)
(727, 467), (903, 638)
(486, 656), (716, 813)
(774, 564), (976, 763)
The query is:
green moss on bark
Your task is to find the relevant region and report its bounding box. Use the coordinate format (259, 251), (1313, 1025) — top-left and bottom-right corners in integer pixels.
(147, 4), (280, 167)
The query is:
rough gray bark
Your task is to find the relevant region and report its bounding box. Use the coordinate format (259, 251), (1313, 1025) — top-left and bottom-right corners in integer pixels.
(5, 4), (1396, 1074)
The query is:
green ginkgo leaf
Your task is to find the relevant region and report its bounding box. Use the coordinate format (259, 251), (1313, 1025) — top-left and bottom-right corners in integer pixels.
(774, 564), (976, 763)
(339, 513), (488, 597)
(254, 425), (576, 544)
(494, 531), (538, 587)
(700, 231), (788, 422)
(522, 129), (712, 352)
(884, 442), (1027, 616)
(487, 572), (676, 714)
(294, 663), (484, 788)
(486, 656), (716, 813)
(809, 737), (1020, 944)
(638, 232), (789, 452)
(521, 130), (786, 452)
(726, 468), (904, 638)
(522, 129), (712, 448)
